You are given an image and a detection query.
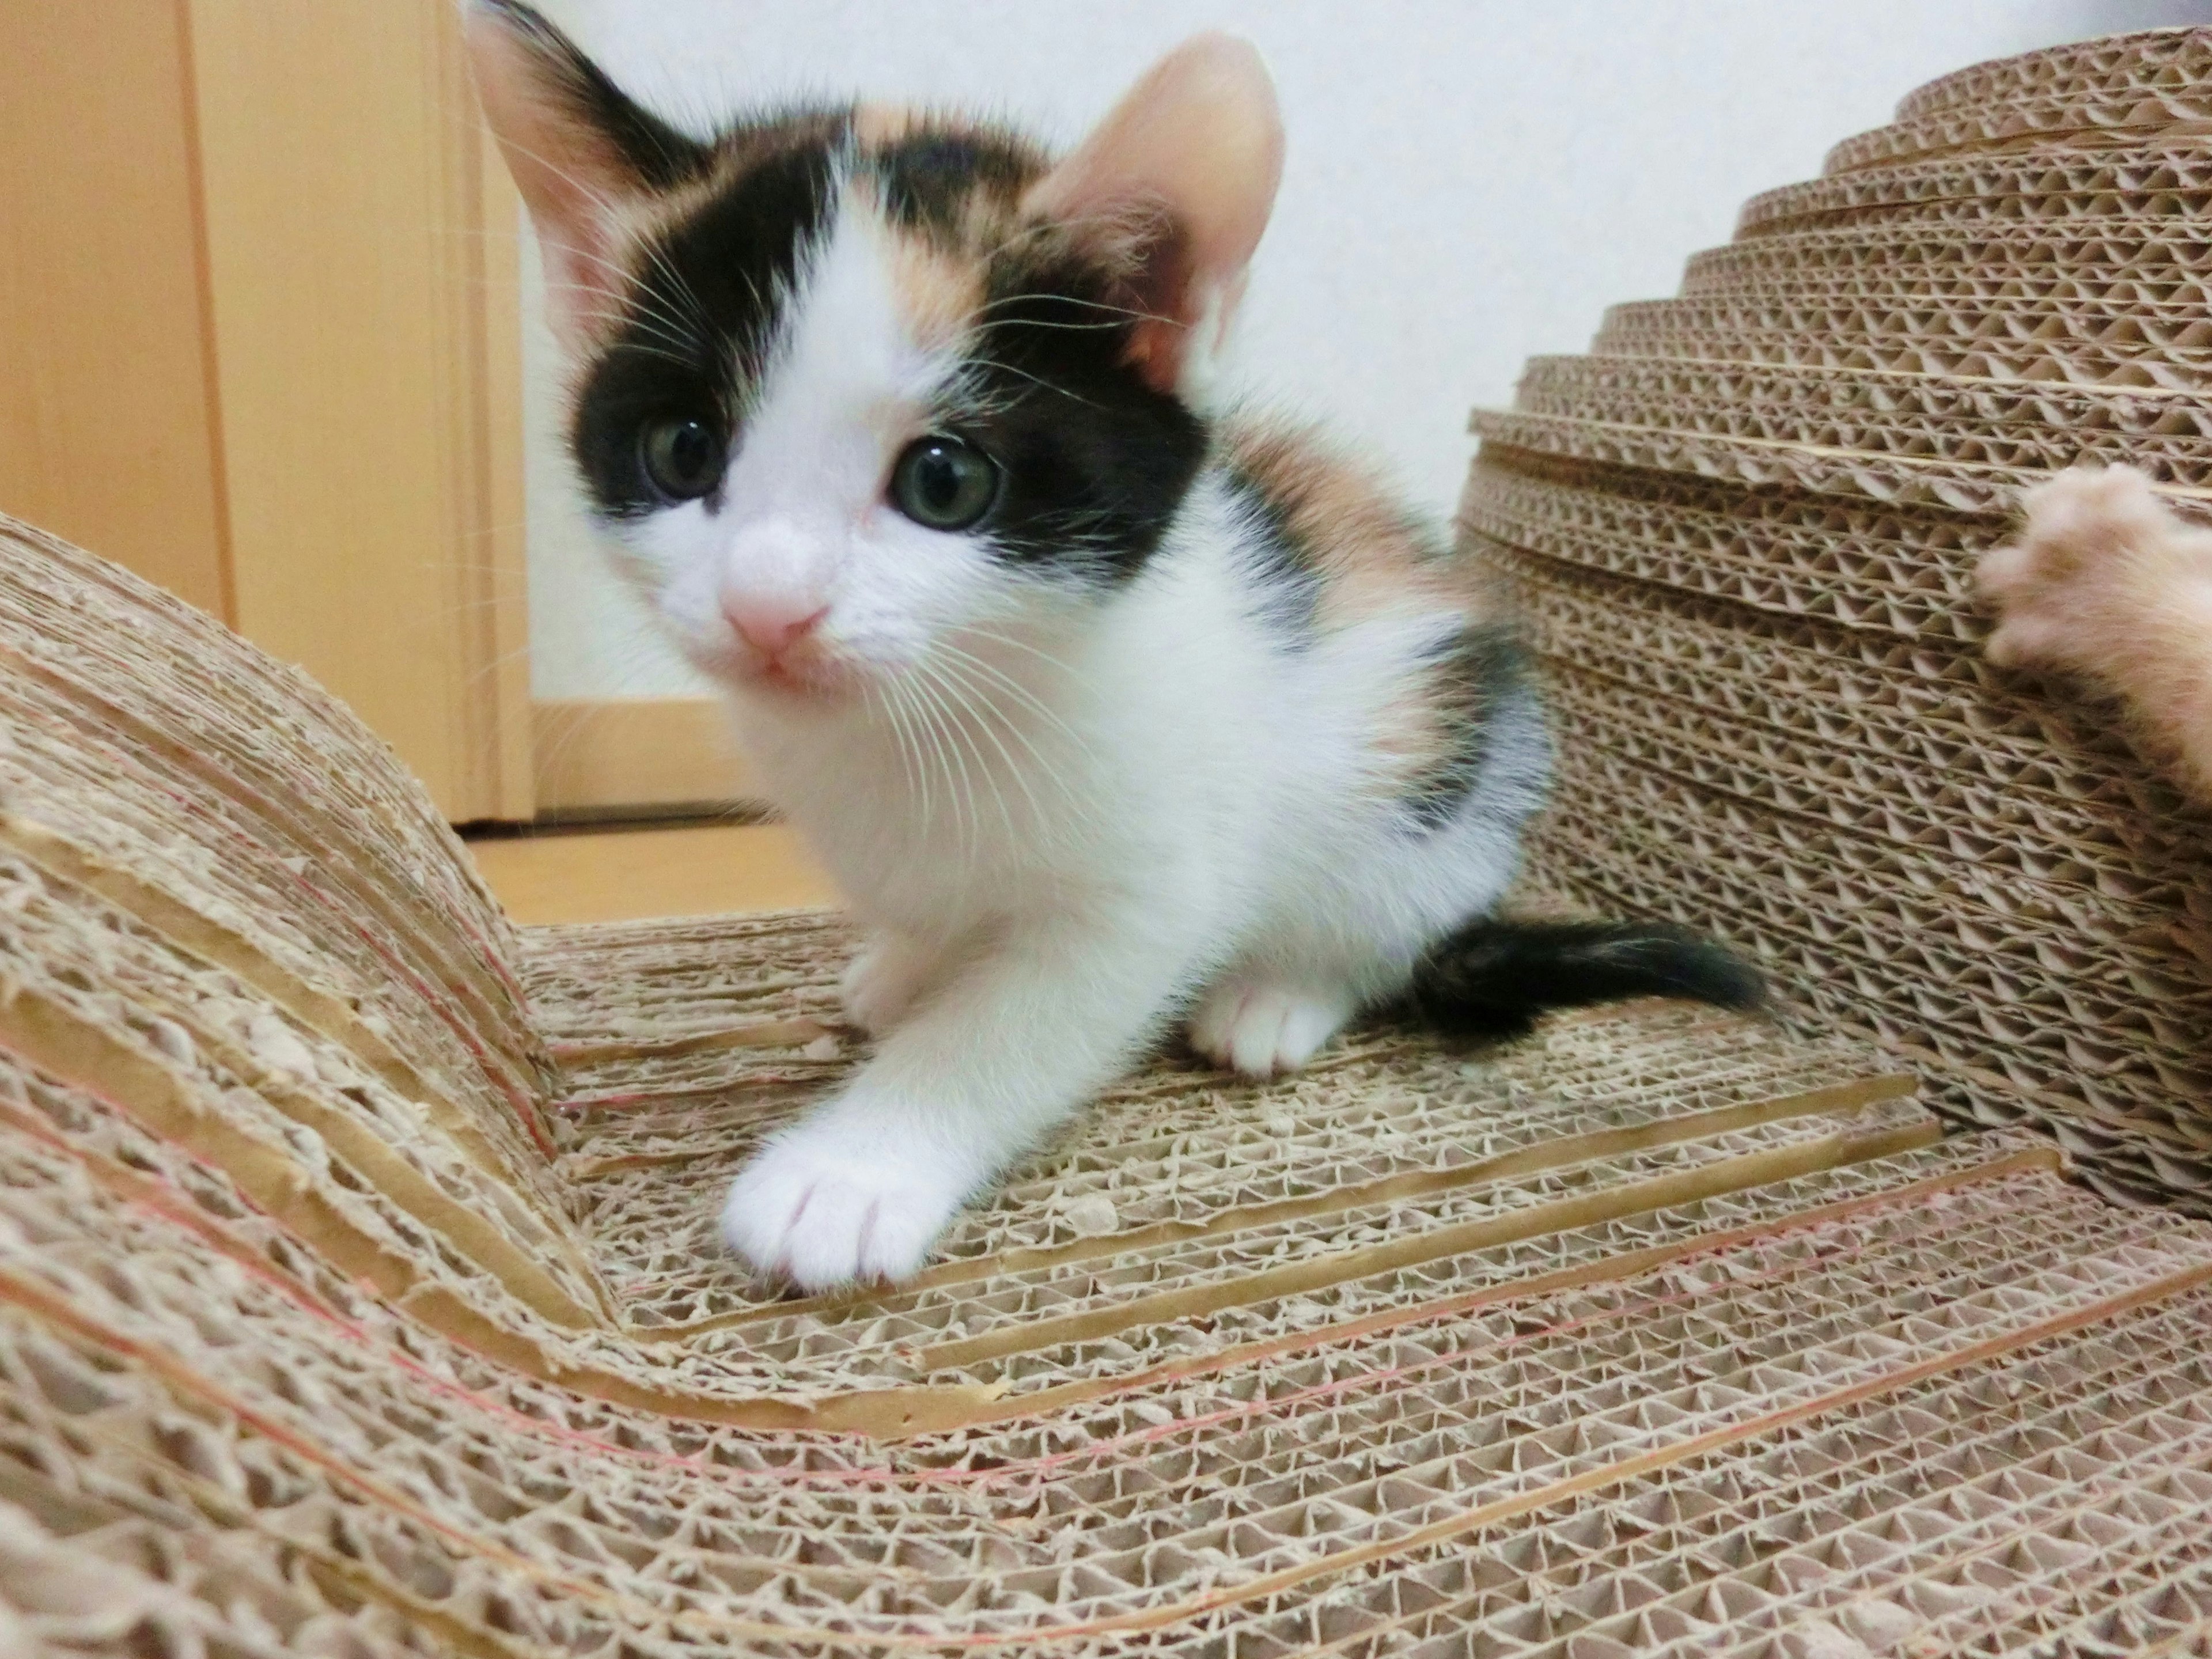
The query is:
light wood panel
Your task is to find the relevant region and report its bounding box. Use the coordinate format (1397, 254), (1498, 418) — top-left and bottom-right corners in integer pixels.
(532, 696), (759, 819)
(474, 146), (537, 820)
(0, 0), (230, 616)
(468, 823), (839, 926)
(185, 0), (528, 819)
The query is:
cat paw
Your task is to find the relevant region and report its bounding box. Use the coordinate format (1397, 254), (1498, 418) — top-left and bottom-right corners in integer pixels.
(720, 1118), (968, 1290)
(838, 934), (938, 1035)
(1978, 465), (2187, 673)
(1188, 980), (1355, 1078)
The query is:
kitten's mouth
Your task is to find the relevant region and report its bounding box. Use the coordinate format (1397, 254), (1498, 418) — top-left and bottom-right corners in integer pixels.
(733, 652), (853, 699)
(752, 661), (812, 692)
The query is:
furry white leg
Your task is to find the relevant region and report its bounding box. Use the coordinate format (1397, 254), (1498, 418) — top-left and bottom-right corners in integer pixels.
(722, 908), (1199, 1288)
(838, 931), (944, 1035)
(1187, 978), (1357, 1077)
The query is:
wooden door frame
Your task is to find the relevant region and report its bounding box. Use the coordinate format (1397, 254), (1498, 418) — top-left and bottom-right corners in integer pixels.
(2, 0), (534, 822)
(185, 0), (533, 821)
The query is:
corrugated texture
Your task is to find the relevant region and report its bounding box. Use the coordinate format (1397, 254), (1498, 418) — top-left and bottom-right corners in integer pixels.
(1465, 24), (2212, 1213)
(8, 28), (2212, 1654)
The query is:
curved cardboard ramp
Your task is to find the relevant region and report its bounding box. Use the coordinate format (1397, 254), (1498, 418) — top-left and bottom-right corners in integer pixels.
(10, 25), (2212, 1656)
(10, 498), (2212, 1656)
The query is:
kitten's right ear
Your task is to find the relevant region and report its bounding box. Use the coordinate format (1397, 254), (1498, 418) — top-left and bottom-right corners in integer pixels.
(464, 0), (710, 348)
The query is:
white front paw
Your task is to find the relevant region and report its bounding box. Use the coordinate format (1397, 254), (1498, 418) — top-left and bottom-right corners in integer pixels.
(720, 1116), (969, 1290)
(1189, 979), (1355, 1078)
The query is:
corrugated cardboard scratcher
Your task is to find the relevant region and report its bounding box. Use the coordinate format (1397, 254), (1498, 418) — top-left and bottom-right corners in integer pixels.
(4, 28), (2212, 1658)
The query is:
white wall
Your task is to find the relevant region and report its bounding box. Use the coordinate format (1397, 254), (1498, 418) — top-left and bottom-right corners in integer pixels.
(523, 0), (2209, 700)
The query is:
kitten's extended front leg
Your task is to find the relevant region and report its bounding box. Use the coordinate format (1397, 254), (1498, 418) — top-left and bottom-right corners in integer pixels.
(722, 910), (1196, 1289)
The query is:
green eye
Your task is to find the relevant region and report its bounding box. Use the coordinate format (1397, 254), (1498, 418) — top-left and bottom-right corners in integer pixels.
(889, 435), (999, 531)
(639, 416), (725, 501)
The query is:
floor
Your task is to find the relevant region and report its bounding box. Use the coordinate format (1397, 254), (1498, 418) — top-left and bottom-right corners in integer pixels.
(466, 821), (839, 926)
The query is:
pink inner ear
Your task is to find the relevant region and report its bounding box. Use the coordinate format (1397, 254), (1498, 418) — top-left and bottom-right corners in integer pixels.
(1024, 34), (1283, 396)
(465, 11), (639, 349)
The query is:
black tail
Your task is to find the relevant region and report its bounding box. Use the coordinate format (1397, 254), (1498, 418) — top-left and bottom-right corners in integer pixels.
(1404, 918), (1766, 1041)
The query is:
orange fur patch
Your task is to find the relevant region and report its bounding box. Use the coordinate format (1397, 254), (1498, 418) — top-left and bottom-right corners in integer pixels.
(1368, 686), (1451, 800)
(1224, 418), (1508, 805)
(856, 184), (988, 353)
(846, 123), (1046, 354)
(851, 103), (919, 146)
(1225, 419), (1488, 630)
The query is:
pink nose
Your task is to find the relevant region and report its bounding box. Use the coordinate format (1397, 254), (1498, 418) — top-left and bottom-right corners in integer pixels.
(722, 599), (828, 661)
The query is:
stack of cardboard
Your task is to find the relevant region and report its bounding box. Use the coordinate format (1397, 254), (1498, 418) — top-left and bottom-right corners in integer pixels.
(1468, 25), (2212, 1214)
(5, 28), (2212, 1656)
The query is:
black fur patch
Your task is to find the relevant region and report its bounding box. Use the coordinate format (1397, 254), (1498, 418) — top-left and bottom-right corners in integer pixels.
(1404, 918), (1768, 1041)
(951, 252), (1209, 586)
(663, 118), (850, 391)
(1221, 462), (1323, 640)
(571, 113), (848, 519)
(866, 130), (1039, 241)
(1400, 623), (1537, 831)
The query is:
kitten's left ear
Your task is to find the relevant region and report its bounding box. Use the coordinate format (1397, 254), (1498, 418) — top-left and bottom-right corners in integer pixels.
(1025, 34), (1283, 399)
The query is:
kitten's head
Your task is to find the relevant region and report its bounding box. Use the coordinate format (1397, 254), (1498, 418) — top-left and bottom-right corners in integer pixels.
(467, 2), (1282, 699)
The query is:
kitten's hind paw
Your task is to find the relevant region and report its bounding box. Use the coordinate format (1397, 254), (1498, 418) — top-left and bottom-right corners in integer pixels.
(720, 1118), (969, 1291)
(1188, 980), (1355, 1078)
(838, 934), (939, 1036)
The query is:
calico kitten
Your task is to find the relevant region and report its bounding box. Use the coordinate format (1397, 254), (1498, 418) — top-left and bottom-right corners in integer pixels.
(1981, 465), (2212, 803)
(467, 1), (1764, 1290)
